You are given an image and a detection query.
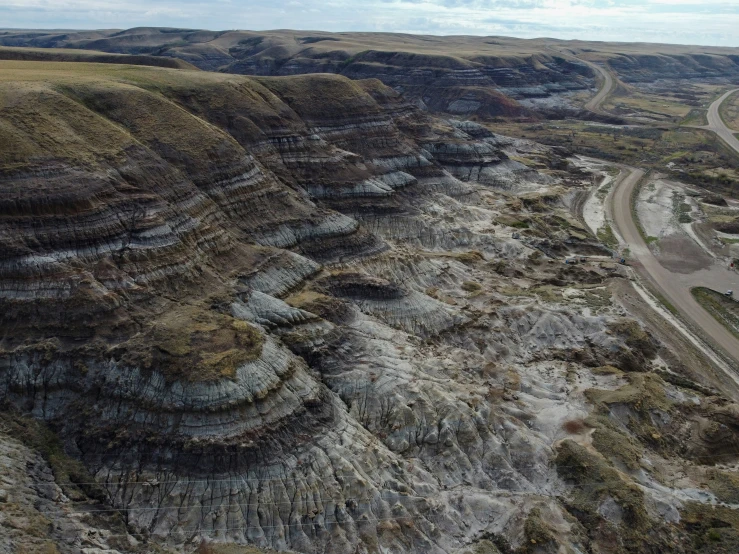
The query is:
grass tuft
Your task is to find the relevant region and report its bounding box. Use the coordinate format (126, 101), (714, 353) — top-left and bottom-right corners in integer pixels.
(118, 305), (264, 382)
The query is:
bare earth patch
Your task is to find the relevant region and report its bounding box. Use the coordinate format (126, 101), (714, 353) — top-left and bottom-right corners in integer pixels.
(656, 234), (713, 273)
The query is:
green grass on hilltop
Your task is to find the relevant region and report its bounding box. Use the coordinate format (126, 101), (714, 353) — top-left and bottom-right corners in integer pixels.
(255, 73), (382, 119)
(0, 59), (393, 172)
(0, 45), (197, 69)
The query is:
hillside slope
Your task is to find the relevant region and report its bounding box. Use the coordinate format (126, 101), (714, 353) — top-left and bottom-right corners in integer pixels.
(0, 44), (198, 68)
(4, 28), (739, 120)
(1, 60), (739, 554)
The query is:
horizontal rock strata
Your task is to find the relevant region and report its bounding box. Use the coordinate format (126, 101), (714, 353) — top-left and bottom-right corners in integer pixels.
(2, 62), (739, 554)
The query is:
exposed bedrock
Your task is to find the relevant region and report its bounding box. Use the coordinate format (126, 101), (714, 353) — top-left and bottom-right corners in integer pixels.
(3, 66), (737, 554)
(0, 30), (602, 119)
(606, 52), (739, 83)
(0, 68), (574, 552)
(327, 55), (590, 119)
(6, 29), (739, 124)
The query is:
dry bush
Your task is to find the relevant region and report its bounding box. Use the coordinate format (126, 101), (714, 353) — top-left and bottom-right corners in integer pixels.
(562, 419), (587, 434)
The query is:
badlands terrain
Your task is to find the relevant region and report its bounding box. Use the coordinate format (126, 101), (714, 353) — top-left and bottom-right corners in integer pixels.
(5, 28), (739, 120)
(1, 29), (739, 554)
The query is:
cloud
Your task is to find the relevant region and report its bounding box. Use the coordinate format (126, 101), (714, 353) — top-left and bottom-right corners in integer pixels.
(1, 0), (738, 47)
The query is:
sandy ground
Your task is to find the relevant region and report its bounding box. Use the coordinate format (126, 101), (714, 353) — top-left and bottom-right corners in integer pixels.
(637, 180), (676, 239)
(583, 175), (612, 236)
(684, 218), (719, 260)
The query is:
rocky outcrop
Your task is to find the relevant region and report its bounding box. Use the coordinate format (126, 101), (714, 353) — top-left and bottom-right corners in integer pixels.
(6, 28), (739, 122)
(0, 64), (566, 552)
(606, 51), (739, 83)
(2, 61), (739, 554)
(0, 29), (598, 118)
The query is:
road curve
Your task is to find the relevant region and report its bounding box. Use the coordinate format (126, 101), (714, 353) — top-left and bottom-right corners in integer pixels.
(703, 89), (739, 154)
(581, 60), (614, 113)
(544, 46), (614, 114)
(610, 168), (739, 366)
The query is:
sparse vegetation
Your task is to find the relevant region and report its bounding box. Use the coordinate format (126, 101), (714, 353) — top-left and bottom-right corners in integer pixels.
(586, 414), (644, 470)
(461, 280), (483, 293)
(596, 223), (618, 248)
(681, 502), (739, 552)
(681, 108), (708, 127)
(672, 192), (693, 223)
(119, 305), (264, 382)
(0, 411), (106, 502)
(706, 469), (739, 504)
(630, 171), (653, 244)
(458, 250), (485, 264)
(595, 180), (614, 200)
(196, 541), (276, 554)
(2, 42), (739, 554)
(521, 508), (557, 552)
(555, 439), (654, 548)
(651, 288), (680, 316)
(719, 90), (739, 131)
(496, 214), (529, 229)
(691, 286), (739, 339)
(495, 90), (739, 196)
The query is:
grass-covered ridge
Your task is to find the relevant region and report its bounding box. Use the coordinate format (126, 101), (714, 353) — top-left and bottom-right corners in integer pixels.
(0, 59), (396, 173)
(0, 45), (198, 69)
(118, 304), (264, 382)
(5, 27), (739, 75)
(719, 89), (739, 131)
(0, 58), (400, 383)
(0, 60), (229, 170)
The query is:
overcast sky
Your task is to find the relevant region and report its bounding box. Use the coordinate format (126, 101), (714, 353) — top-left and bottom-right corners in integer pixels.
(2, 0), (739, 47)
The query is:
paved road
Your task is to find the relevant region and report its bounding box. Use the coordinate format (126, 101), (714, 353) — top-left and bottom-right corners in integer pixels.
(610, 168), (739, 366)
(545, 46), (614, 114)
(581, 60), (614, 113)
(702, 89), (739, 152)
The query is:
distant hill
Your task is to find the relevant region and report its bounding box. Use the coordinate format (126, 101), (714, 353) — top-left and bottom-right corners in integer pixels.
(2, 27), (739, 119)
(0, 44), (197, 69)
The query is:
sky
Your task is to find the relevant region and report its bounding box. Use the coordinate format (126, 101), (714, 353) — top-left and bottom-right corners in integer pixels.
(2, 0), (739, 48)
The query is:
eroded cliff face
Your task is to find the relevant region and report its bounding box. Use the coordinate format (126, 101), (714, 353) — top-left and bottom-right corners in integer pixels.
(605, 52), (739, 84)
(1, 63), (739, 554)
(0, 30), (598, 119)
(4, 28), (739, 124)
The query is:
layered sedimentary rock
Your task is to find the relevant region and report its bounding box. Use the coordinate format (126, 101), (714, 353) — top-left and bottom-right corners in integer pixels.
(2, 61), (739, 554)
(0, 30), (596, 118)
(605, 51), (739, 83)
(5, 28), (739, 123)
